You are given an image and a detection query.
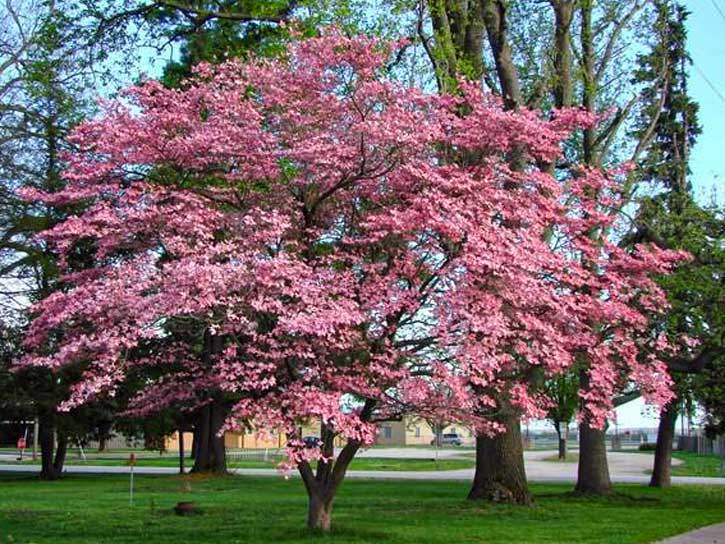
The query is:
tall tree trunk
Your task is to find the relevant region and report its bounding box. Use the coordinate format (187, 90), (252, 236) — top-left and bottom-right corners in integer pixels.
(191, 425), (198, 460)
(650, 401), (678, 488)
(552, 0), (574, 109)
(191, 329), (227, 473)
(53, 433), (68, 474)
(575, 420), (612, 494)
(38, 415), (59, 480)
(481, 0), (522, 109)
(467, 408), (531, 504)
(555, 423), (568, 461)
(191, 401), (227, 473)
(98, 436), (107, 453)
(179, 428), (185, 474)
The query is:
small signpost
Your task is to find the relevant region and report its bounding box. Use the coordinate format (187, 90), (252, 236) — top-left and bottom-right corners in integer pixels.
(127, 453), (137, 506)
(16, 426), (29, 461)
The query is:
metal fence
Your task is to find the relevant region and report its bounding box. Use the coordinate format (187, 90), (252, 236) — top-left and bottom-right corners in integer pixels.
(677, 434), (725, 455)
(225, 448), (284, 464)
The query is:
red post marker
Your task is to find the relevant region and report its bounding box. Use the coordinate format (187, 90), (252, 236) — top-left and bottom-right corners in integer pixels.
(128, 453), (136, 506)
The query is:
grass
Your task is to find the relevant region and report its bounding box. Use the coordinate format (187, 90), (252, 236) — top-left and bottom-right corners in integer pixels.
(0, 474), (724, 543)
(671, 451), (725, 477)
(541, 453), (579, 464)
(5, 455), (474, 472)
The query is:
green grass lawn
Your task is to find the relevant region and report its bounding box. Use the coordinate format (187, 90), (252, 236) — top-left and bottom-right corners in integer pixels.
(671, 451), (725, 477)
(541, 453), (578, 463)
(0, 474), (723, 543)
(6, 455), (473, 472)
(541, 450), (725, 477)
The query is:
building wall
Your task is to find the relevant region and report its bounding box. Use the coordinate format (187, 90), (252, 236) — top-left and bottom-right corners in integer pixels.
(374, 418), (475, 446)
(163, 421), (343, 451)
(376, 421), (408, 446)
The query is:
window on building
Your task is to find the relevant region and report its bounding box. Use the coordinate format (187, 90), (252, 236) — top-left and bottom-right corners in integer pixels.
(415, 427), (421, 437)
(383, 426), (392, 439)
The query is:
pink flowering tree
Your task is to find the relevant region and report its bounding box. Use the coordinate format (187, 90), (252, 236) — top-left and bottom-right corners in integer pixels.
(20, 30), (683, 529)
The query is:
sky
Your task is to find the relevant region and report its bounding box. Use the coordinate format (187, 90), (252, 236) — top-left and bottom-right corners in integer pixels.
(685, 0), (725, 205)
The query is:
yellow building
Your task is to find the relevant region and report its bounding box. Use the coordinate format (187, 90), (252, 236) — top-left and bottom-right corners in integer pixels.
(375, 418), (474, 447)
(165, 421), (339, 451)
(165, 417), (472, 451)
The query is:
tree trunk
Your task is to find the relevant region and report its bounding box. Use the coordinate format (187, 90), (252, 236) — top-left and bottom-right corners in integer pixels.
(650, 401), (678, 488)
(38, 415), (59, 480)
(575, 368), (612, 494)
(307, 489), (334, 532)
(53, 433), (68, 474)
(297, 415), (370, 533)
(98, 436), (107, 452)
(191, 425), (198, 460)
(552, 0), (574, 108)
(179, 428), (185, 475)
(467, 409), (531, 504)
(191, 401), (227, 473)
(557, 425), (568, 461)
(482, 0), (522, 109)
(575, 420), (612, 494)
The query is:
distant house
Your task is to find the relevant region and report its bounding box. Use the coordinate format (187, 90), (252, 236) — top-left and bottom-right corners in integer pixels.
(164, 416), (473, 451)
(164, 421), (341, 451)
(375, 417), (474, 447)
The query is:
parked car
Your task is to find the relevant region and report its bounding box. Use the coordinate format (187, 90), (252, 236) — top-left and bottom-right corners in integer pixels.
(303, 436), (321, 448)
(431, 433), (463, 446)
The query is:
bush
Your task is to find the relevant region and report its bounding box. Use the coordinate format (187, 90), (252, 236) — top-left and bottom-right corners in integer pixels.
(638, 443), (657, 451)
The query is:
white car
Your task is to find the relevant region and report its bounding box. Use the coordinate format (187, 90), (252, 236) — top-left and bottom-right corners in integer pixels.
(431, 433), (463, 446)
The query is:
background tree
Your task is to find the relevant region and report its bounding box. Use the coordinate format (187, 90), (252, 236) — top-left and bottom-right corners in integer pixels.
(545, 373), (578, 460)
(625, 0), (723, 488)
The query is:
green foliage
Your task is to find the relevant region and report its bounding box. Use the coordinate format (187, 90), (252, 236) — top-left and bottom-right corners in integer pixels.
(159, 1), (299, 88)
(545, 371), (579, 432)
(631, 1), (701, 195)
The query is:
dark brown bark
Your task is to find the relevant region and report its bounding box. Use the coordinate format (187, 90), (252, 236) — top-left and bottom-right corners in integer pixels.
(191, 401), (227, 473)
(191, 425), (198, 460)
(481, 0), (522, 109)
(307, 489), (334, 532)
(299, 403), (375, 532)
(575, 368), (612, 494)
(98, 436), (107, 452)
(650, 401), (678, 488)
(178, 428), (185, 474)
(38, 414), (59, 480)
(575, 420), (612, 494)
(299, 436), (361, 532)
(53, 433), (68, 474)
(551, 0), (575, 109)
(553, 421), (568, 460)
(558, 436), (567, 460)
(467, 408), (532, 504)
(191, 329), (227, 473)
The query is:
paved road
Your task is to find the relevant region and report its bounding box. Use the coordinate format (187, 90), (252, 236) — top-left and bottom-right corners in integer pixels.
(3, 464), (723, 485)
(2, 449), (724, 485)
(657, 522), (725, 543)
